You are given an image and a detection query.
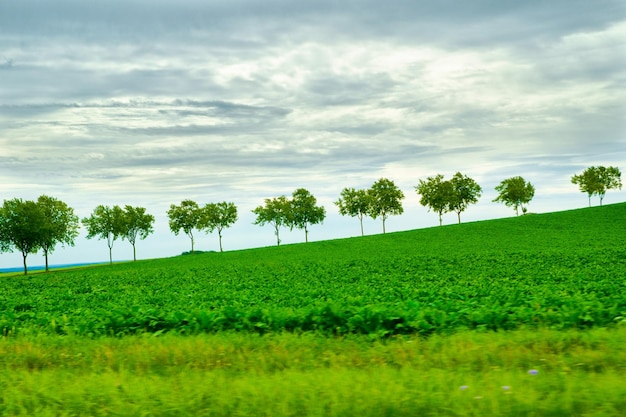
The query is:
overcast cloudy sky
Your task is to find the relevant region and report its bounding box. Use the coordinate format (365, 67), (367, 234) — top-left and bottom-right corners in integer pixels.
(1, 0), (625, 268)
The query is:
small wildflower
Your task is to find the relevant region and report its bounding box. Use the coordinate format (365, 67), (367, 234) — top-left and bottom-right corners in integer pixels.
(528, 369), (538, 375)
(460, 385), (469, 390)
(474, 396), (482, 400)
(502, 386), (510, 391)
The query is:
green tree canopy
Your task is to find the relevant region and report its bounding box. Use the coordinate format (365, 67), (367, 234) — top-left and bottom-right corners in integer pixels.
(448, 172), (482, 224)
(37, 195), (80, 271)
(252, 195), (292, 246)
(82, 205), (125, 264)
(335, 187), (371, 236)
(290, 188), (326, 243)
(571, 166), (622, 207)
(0, 198), (43, 274)
(368, 178), (405, 233)
(415, 174), (452, 226)
(493, 176), (535, 216)
(167, 200), (202, 253)
(200, 201), (238, 252)
(121, 205), (155, 261)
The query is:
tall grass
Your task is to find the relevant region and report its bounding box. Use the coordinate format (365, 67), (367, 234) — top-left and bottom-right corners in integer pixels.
(1, 328), (625, 416)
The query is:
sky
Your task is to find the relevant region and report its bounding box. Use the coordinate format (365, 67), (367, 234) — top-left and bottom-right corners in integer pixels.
(1, 0), (625, 268)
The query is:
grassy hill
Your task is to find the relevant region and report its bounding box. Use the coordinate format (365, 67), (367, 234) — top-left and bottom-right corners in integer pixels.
(1, 204), (625, 416)
(1, 202), (625, 337)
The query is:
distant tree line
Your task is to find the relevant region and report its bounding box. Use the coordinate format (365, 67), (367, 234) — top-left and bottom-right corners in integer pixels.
(167, 200), (238, 253)
(82, 205), (155, 264)
(0, 166), (621, 274)
(253, 188), (326, 246)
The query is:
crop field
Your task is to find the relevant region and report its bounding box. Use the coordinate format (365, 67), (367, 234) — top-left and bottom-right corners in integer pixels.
(0, 203), (625, 416)
(2, 203), (625, 337)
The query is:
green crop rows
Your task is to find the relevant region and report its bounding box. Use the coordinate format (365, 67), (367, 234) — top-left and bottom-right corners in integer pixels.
(1, 203), (625, 337)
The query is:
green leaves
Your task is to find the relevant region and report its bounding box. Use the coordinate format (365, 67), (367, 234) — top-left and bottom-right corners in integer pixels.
(572, 165), (622, 206)
(416, 172), (482, 225)
(493, 176), (535, 216)
(252, 195), (291, 246)
(416, 174), (453, 226)
(369, 178), (405, 233)
(200, 202), (238, 252)
(335, 187), (371, 236)
(168, 200), (238, 253)
(1, 196), (78, 273)
(253, 189), (325, 245)
(336, 178), (404, 235)
(290, 188), (326, 243)
(167, 200), (202, 253)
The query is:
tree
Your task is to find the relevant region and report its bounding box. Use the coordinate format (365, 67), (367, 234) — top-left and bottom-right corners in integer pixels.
(121, 205), (155, 261)
(82, 205), (125, 264)
(571, 166), (622, 207)
(252, 195), (292, 246)
(37, 195), (80, 271)
(415, 174), (452, 226)
(0, 198), (43, 274)
(200, 201), (238, 252)
(368, 178), (405, 233)
(290, 188), (326, 243)
(493, 176), (535, 216)
(167, 200), (202, 253)
(448, 172), (482, 224)
(335, 187), (371, 236)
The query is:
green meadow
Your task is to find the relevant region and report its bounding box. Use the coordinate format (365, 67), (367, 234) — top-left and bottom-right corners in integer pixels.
(1, 203), (625, 416)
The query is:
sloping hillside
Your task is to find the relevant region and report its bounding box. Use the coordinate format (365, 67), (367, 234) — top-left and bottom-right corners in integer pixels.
(1, 203), (624, 336)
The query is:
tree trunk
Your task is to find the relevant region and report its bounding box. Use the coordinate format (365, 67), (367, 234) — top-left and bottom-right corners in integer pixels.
(107, 232), (114, 264)
(457, 211), (461, 224)
(44, 249), (50, 272)
(275, 225), (280, 246)
(438, 212), (443, 227)
(22, 252), (28, 275)
(382, 218), (386, 234)
(305, 225), (309, 243)
(133, 244), (137, 261)
(359, 217), (364, 237)
(218, 230), (223, 252)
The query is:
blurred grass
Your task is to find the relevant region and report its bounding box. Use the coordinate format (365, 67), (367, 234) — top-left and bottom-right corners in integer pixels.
(1, 328), (625, 416)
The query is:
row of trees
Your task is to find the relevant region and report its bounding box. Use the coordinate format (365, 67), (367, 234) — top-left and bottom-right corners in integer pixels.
(336, 174), (533, 233)
(0, 198), (156, 274)
(82, 205), (155, 264)
(0, 196), (79, 274)
(571, 166), (622, 207)
(1, 166), (621, 274)
(253, 188), (326, 246)
(167, 200), (238, 253)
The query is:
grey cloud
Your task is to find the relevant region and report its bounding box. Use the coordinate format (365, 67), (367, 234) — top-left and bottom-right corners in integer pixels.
(0, 58), (13, 69)
(2, 1), (623, 49)
(303, 73), (397, 106)
(0, 100), (291, 125)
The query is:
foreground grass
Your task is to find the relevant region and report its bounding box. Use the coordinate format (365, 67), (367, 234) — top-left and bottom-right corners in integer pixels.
(1, 328), (625, 416)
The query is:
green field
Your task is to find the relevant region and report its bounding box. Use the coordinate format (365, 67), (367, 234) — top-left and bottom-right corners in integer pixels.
(1, 203), (625, 416)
